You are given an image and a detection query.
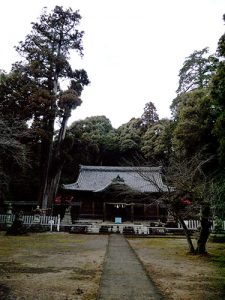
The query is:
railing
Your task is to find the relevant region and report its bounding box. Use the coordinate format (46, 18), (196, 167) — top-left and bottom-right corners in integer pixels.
(178, 219), (225, 230)
(178, 220), (200, 230)
(0, 214), (60, 231)
(1, 215), (225, 233)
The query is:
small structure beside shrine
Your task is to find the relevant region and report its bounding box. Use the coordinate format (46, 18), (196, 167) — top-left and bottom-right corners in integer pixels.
(61, 165), (169, 223)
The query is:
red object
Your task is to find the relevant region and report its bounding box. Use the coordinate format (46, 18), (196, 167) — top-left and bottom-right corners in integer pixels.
(180, 197), (192, 205)
(54, 196), (62, 204)
(54, 195), (74, 204)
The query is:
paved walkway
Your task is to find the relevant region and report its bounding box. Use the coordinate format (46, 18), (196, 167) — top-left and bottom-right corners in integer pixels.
(97, 234), (164, 300)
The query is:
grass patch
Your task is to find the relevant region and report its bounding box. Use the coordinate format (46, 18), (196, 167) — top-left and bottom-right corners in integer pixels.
(69, 267), (97, 280)
(206, 243), (225, 297)
(129, 237), (225, 299)
(0, 263), (59, 274)
(0, 232), (86, 256)
(0, 232), (108, 300)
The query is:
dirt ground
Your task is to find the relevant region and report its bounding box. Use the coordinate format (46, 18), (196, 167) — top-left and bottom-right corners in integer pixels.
(1, 233), (225, 300)
(0, 232), (108, 300)
(128, 237), (225, 300)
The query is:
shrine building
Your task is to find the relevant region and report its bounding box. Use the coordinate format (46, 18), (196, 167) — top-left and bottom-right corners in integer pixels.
(61, 165), (169, 223)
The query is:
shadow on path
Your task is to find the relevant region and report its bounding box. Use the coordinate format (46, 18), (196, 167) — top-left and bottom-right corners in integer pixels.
(97, 234), (164, 300)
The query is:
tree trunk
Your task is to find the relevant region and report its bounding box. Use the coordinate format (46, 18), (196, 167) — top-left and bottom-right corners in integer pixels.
(178, 216), (195, 253)
(45, 164), (64, 209)
(196, 205), (212, 254)
(196, 217), (212, 254)
(38, 121), (54, 210)
(38, 76), (59, 210)
(42, 110), (70, 209)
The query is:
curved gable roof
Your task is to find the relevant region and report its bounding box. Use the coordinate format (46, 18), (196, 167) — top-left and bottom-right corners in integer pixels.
(63, 165), (169, 193)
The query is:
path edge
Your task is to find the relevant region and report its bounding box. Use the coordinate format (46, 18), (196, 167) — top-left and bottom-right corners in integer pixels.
(96, 233), (111, 300)
(126, 237), (165, 300)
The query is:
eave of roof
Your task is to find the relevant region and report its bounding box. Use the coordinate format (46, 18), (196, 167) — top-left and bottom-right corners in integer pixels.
(63, 165), (169, 193)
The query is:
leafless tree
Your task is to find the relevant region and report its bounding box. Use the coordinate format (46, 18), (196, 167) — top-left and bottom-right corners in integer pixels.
(137, 154), (213, 254)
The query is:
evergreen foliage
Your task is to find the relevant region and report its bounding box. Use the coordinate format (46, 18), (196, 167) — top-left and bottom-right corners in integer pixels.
(176, 47), (218, 94)
(0, 6), (90, 209)
(0, 8), (225, 237)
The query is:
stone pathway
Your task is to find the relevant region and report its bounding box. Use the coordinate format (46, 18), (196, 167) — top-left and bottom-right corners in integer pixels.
(97, 234), (164, 300)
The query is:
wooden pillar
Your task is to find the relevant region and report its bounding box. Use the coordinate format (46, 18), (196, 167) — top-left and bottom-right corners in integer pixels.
(92, 200), (95, 217)
(103, 202), (106, 222)
(131, 204), (134, 223)
(156, 202), (159, 220)
(144, 204), (147, 218)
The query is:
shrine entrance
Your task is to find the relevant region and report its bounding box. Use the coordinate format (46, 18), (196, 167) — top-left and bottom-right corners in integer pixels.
(103, 203), (133, 222)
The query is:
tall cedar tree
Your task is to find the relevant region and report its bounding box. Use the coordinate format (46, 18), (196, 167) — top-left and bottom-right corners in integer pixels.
(16, 6), (89, 209)
(176, 47), (218, 95)
(211, 14), (225, 163)
(141, 101), (159, 128)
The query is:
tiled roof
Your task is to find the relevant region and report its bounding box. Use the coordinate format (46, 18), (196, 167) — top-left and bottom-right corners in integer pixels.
(63, 165), (169, 193)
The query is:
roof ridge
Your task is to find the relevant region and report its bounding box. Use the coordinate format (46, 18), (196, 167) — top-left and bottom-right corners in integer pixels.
(79, 165), (161, 172)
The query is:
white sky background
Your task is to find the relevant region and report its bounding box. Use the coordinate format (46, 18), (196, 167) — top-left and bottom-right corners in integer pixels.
(0, 0), (224, 128)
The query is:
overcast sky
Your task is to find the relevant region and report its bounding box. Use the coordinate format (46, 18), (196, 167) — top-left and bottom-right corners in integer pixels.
(0, 0), (224, 128)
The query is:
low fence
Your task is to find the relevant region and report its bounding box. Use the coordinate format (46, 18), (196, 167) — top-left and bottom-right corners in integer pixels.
(0, 215), (225, 233)
(178, 219), (225, 231)
(178, 220), (200, 230)
(0, 214), (60, 231)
